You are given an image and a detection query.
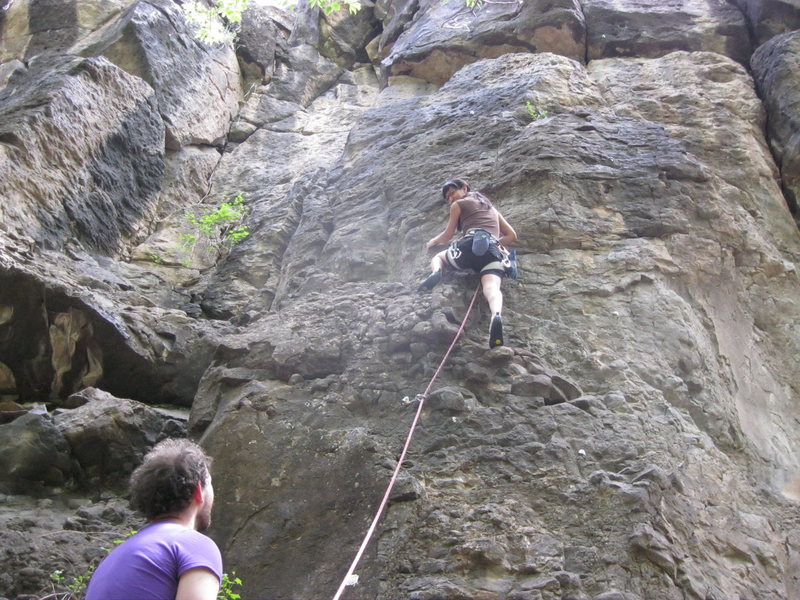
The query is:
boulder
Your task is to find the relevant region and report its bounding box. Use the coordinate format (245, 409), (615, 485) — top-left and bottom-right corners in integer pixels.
(0, 398), (25, 423)
(55, 387), (185, 488)
(0, 411), (74, 492)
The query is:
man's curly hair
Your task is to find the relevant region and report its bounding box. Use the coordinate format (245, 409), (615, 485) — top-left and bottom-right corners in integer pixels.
(129, 438), (213, 520)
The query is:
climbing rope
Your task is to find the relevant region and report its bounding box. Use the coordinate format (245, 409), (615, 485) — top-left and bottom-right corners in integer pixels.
(331, 283), (483, 600)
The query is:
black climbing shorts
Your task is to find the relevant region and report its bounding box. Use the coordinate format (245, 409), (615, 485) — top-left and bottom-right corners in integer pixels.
(446, 237), (506, 278)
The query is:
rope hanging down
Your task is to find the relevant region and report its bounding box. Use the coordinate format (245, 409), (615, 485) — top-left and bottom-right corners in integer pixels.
(331, 284), (483, 600)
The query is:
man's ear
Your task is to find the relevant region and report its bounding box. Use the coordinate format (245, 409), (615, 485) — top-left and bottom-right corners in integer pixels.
(193, 481), (205, 504)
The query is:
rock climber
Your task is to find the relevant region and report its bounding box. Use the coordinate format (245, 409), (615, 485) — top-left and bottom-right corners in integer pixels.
(420, 178), (518, 348)
(85, 438), (222, 600)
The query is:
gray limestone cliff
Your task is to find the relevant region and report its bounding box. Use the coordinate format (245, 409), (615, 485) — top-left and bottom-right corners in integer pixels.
(2, 0), (800, 599)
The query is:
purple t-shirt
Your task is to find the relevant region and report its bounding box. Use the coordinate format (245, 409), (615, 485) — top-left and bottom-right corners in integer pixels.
(85, 521), (223, 600)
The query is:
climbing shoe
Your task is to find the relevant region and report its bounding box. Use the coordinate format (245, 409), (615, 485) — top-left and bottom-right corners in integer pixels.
(505, 249), (519, 280)
(418, 270), (443, 291)
(489, 313), (503, 348)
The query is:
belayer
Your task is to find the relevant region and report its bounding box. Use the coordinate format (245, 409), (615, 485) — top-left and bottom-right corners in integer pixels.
(420, 178), (518, 348)
(85, 439), (222, 600)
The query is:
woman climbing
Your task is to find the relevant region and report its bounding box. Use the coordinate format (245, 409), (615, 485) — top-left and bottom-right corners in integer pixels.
(419, 178), (517, 348)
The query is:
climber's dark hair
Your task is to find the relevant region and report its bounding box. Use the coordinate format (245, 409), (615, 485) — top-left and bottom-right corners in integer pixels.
(441, 178), (470, 199)
(129, 438), (212, 521)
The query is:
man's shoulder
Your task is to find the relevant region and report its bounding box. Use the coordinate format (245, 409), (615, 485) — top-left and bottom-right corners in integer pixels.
(134, 522), (219, 552)
(162, 524), (219, 549)
(172, 527), (221, 556)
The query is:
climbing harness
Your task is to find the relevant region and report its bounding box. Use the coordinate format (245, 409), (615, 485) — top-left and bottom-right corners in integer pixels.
(446, 229), (516, 279)
(331, 284), (483, 600)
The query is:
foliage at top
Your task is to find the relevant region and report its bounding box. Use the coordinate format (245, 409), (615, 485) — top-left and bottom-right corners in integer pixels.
(183, 0), (492, 44)
(183, 0), (249, 44)
(308, 0), (361, 15)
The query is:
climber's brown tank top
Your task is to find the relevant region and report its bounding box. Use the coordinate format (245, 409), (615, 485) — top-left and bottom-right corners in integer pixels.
(456, 193), (499, 237)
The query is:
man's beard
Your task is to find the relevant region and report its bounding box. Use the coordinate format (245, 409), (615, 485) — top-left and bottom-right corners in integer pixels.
(196, 502), (212, 531)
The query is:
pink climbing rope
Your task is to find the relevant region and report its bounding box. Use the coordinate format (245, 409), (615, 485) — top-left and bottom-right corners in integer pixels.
(331, 284), (483, 600)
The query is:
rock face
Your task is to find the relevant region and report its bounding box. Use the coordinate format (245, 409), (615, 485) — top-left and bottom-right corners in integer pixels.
(752, 31), (800, 221)
(0, 0), (136, 61)
(0, 53), (164, 254)
(74, 0), (242, 149)
(731, 0), (800, 44)
(583, 0), (750, 63)
(376, 0), (585, 84)
(1, 1), (800, 599)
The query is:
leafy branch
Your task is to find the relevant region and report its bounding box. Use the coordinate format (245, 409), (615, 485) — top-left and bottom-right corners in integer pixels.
(184, 194), (250, 246)
(183, 0), (249, 44)
(219, 572), (243, 600)
(308, 0), (360, 14)
(176, 194), (251, 266)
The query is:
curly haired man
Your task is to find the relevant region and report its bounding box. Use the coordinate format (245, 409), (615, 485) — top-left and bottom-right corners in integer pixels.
(86, 439), (222, 600)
